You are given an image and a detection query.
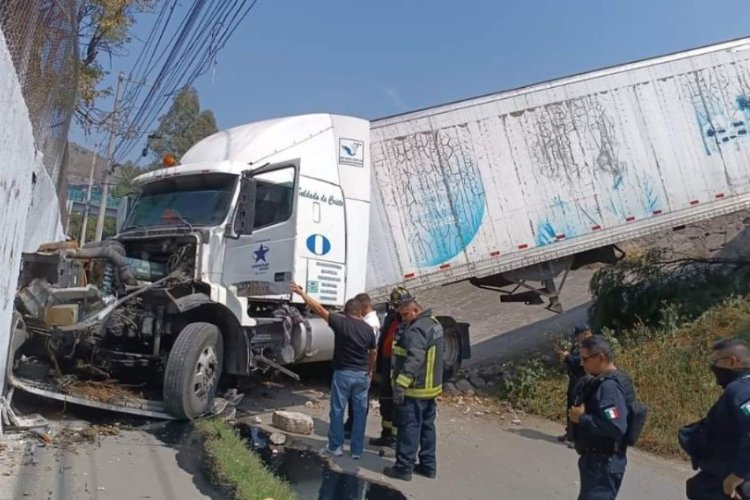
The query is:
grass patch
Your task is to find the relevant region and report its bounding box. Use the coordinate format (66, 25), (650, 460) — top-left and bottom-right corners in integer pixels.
(197, 418), (296, 500)
(499, 296), (750, 457)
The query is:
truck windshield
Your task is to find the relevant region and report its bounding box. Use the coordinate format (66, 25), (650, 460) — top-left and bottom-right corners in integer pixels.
(123, 173), (237, 230)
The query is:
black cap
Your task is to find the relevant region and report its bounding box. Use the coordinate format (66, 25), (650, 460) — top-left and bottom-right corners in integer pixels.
(571, 324), (591, 338)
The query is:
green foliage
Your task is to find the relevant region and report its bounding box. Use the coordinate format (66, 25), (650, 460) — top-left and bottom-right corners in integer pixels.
(499, 295), (750, 457)
(588, 248), (750, 333)
(76, 0), (158, 130)
(67, 212), (116, 242)
(196, 419), (296, 500)
(148, 87), (218, 162)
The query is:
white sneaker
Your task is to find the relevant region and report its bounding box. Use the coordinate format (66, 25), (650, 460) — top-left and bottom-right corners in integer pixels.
(351, 453), (361, 460)
(322, 446), (343, 457)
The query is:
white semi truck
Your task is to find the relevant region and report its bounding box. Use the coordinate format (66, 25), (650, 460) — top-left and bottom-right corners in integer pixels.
(9, 36), (750, 419)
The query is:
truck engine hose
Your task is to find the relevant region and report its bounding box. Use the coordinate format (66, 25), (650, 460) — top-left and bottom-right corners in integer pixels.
(69, 242), (136, 286)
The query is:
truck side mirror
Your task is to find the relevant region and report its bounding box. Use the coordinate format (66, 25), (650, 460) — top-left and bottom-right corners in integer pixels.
(233, 175), (257, 235)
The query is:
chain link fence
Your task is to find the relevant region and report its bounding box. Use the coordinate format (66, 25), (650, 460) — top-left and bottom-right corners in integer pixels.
(0, 0), (78, 191)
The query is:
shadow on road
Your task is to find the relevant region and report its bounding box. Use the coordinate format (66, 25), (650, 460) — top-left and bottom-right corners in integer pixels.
(506, 427), (567, 446)
(467, 302), (591, 366)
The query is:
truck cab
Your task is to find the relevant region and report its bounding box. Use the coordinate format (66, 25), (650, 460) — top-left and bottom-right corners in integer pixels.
(10, 114), (467, 420)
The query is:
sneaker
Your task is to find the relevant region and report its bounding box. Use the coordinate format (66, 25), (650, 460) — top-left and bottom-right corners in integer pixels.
(383, 466), (412, 482)
(414, 464), (436, 479)
(322, 446), (343, 457)
(352, 454), (361, 460)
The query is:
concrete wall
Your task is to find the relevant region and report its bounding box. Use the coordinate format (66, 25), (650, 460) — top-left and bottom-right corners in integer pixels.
(0, 30), (63, 394)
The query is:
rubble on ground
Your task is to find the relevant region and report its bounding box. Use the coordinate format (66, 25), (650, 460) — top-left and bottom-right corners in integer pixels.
(56, 376), (144, 404)
(39, 423), (122, 451)
(271, 410), (314, 435)
(269, 432), (287, 445)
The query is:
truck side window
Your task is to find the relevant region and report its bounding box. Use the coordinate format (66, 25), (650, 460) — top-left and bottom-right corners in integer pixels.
(252, 167), (294, 229)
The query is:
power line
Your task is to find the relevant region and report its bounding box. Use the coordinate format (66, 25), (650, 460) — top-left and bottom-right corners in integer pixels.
(111, 0), (262, 164)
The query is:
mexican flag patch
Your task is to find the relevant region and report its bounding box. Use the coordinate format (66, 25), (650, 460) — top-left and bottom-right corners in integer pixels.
(604, 406), (621, 420)
(741, 400), (750, 416)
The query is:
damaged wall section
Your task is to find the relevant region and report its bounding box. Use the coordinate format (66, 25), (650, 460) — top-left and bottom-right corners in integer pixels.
(0, 29), (66, 395)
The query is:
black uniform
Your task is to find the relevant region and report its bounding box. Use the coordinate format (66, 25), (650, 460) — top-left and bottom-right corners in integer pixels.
(682, 372), (750, 499)
(573, 370), (635, 500)
(565, 345), (590, 439)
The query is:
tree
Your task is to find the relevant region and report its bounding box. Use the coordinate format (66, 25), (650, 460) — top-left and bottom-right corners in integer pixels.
(68, 211), (116, 242)
(76, 0), (157, 131)
(148, 87), (218, 162)
(111, 161), (158, 198)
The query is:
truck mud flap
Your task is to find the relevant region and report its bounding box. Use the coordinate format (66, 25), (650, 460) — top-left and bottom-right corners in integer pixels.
(456, 321), (471, 360)
(9, 376), (176, 420)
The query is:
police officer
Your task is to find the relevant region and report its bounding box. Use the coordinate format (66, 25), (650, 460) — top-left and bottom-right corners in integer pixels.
(557, 324), (593, 443)
(383, 295), (443, 482)
(681, 337), (750, 500)
(568, 335), (635, 500)
(369, 287), (410, 449)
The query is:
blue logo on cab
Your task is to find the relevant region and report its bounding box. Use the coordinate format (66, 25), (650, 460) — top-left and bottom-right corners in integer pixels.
(306, 234), (331, 256)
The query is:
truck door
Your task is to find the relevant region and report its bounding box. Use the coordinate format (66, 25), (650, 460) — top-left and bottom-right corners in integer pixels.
(295, 175), (347, 306)
(224, 162), (297, 298)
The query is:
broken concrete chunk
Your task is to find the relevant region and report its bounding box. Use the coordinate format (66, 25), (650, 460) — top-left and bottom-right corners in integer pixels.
(443, 382), (458, 394)
(271, 411), (314, 435)
(468, 375), (486, 389)
(455, 379), (475, 395)
(269, 432), (287, 445)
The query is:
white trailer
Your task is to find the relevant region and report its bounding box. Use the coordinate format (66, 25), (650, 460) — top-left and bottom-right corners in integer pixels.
(366, 36), (750, 311)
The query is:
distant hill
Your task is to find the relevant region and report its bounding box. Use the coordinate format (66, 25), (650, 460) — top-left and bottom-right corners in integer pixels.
(66, 142), (108, 186)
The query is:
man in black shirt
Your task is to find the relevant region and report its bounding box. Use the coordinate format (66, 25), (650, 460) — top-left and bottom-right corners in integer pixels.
(291, 284), (377, 459)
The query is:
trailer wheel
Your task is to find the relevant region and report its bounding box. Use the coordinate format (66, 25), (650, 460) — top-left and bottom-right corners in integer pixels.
(163, 322), (223, 420)
(437, 316), (463, 382)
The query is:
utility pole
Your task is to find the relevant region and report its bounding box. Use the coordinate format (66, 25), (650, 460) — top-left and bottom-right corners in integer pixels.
(80, 141), (100, 246)
(95, 72), (125, 242)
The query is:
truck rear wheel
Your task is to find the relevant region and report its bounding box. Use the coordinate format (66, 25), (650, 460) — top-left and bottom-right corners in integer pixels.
(163, 322), (223, 420)
(437, 316), (463, 381)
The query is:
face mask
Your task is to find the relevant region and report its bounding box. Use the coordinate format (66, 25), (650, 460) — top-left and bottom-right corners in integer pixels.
(711, 365), (739, 388)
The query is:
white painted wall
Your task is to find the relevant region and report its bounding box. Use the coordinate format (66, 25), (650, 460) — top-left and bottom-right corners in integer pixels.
(0, 30), (64, 395)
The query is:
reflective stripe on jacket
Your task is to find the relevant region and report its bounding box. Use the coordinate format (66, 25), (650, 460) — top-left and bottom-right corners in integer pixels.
(391, 309), (444, 399)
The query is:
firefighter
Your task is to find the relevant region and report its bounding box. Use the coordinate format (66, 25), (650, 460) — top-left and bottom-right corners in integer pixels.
(383, 294), (444, 481)
(369, 286), (410, 449)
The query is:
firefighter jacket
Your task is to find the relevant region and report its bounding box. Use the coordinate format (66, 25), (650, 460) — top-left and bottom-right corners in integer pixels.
(391, 309), (444, 399)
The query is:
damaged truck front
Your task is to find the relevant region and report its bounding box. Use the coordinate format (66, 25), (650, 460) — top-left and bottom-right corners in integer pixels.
(9, 170), (256, 420)
(6, 115), (470, 421)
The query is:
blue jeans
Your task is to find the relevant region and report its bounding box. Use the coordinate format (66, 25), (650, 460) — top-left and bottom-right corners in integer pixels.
(329, 370), (370, 455)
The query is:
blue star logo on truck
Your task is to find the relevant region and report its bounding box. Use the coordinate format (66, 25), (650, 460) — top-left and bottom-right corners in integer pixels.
(253, 244), (269, 264)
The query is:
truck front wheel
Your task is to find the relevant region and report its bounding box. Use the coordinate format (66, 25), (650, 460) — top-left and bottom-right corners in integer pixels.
(163, 322), (224, 419)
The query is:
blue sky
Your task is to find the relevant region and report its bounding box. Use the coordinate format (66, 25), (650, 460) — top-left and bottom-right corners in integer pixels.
(72, 0), (750, 161)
